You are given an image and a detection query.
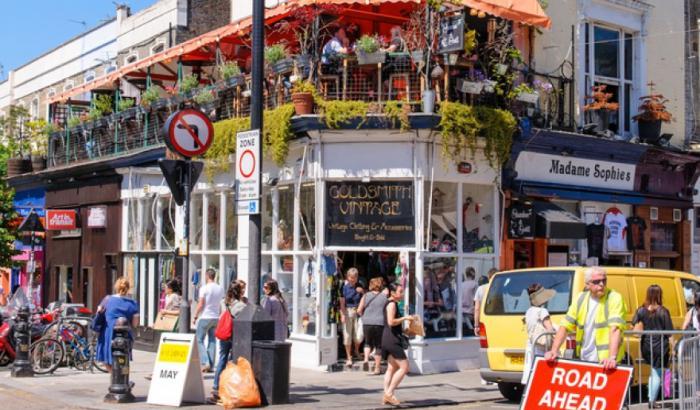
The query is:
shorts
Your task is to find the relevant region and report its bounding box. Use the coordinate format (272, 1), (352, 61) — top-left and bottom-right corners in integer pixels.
(342, 307), (364, 346)
(363, 325), (384, 350)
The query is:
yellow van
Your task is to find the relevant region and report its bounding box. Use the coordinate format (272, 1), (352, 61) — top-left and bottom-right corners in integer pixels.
(479, 267), (700, 402)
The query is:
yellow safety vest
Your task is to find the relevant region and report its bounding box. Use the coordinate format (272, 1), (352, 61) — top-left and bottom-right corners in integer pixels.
(562, 289), (628, 362)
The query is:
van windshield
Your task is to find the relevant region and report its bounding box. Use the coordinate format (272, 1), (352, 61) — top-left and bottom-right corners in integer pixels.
(484, 270), (574, 315)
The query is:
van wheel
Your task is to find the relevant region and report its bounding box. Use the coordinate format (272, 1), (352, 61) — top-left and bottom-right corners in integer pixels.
(497, 382), (524, 402)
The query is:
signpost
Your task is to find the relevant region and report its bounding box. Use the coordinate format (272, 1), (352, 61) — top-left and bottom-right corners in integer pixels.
(522, 358), (632, 410)
(235, 130), (261, 215)
(147, 333), (205, 406)
(160, 108), (213, 334)
(438, 14), (465, 54)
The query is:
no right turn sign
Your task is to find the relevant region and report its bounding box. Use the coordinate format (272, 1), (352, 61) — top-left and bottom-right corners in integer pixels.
(235, 129), (260, 215)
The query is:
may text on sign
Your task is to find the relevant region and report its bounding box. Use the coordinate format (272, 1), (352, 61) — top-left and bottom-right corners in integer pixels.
(521, 358), (632, 410)
(325, 181), (415, 247)
(147, 333), (205, 406)
(235, 129), (260, 215)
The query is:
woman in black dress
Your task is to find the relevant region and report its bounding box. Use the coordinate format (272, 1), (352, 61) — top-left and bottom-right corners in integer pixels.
(382, 283), (414, 406)
(632, 284), (674, 409)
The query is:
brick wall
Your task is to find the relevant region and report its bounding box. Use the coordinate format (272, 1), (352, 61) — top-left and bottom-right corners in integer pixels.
(178, 0), (231, 42)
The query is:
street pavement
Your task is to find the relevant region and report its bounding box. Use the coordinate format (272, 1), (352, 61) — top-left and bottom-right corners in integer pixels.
(0, 349), (513, 409)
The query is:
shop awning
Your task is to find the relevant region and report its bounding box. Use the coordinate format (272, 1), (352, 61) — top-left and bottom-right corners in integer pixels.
(459, 0), (551, 29)
(534, 201), (586, 239)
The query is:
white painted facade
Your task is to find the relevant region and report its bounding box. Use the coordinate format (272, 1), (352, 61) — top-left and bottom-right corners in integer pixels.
(532, 0), (686, 145)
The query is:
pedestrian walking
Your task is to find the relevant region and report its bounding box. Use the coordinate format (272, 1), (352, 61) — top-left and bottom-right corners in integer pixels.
(632, 284), (674, 409)
(461, 267), (478, 336)
(358, 277), (387, 374)
(681, 291), (700, 331)
(545, 266), (627, 370)
(262, 279), (288, 341)
(209, 280), (247, 404)
(193, 268), (224, 373)
(474, 268), (497, 336)
(95, 277), (140, 373)
(381, 283), (414, 406)
(340, 267), (364, 367)
(521, 283), (555, 386)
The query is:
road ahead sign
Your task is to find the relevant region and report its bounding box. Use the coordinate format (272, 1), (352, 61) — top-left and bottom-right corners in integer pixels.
(164, 109), (214, 157)
(522, 358), (632, 410)
(235, 129), (260, 215)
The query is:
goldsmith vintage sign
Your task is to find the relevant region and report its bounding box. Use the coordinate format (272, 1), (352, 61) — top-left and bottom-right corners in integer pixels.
(325, 181), (415, 247)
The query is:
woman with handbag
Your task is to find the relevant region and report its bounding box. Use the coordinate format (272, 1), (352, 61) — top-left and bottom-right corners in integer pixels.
(381, 283), (414, 406)
(633, 284), (674, 409)
(358, 277), (387, 374)
(521, 283), (555, 387)
(94, 277), (140, 373)
(209, 280), (247, 404)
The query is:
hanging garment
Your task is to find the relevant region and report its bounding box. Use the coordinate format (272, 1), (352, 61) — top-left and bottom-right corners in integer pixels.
(604, 208), (628, 252)
(626, 216), (647, 250)
(586, 223), (606, 260)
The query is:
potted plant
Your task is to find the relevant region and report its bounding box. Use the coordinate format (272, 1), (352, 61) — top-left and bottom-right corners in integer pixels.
(584, 85), (619, 133)
(140, 86), (162, 111)
(179, 74), (200, 97)
(67, 115), (82, 130)
(265, 44), (294, 75)
(355, 35), (386, 65)
(291, 81), (316, 115)
(26, 119), (49, 171)
(218, 61), (244, 87)
(91, 94), (113, 128)
(514, 84), (539, 104)
(117, 98), (137, 120)
(633, 82), (673, 144)
(193, 88), (216, 113)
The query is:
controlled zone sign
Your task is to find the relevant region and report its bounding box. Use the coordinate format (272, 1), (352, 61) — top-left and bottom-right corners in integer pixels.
(164, 109), (214, 157)
(147, 333), (205, 406)
(235, 129), (260, 215)
(521, 358), (632, 410)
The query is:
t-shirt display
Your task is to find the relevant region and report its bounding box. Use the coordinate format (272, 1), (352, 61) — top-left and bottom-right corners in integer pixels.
(586, 223), (607, 260)
(626, 216), (647, 250)
(604, 208), (628, 252)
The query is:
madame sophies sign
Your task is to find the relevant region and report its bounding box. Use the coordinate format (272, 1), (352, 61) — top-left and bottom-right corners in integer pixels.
(514, 151), (636, 191)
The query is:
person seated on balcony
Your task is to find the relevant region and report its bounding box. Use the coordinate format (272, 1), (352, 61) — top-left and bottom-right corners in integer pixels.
(322, 27), (350, 73)
(384, 26), (407, 53)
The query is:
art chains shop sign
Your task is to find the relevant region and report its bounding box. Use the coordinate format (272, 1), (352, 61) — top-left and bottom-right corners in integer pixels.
(514, 152), (637, 191)
(325, 181), (415, 247)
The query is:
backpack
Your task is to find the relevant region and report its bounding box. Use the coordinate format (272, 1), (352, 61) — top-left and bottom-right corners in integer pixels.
(215, 304), (233, 341)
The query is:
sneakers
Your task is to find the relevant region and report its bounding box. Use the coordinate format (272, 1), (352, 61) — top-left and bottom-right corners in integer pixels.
(201, 364), (212, 373)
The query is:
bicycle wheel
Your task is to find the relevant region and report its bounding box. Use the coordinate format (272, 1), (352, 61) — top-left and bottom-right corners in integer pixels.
(30, 338), (65, 374)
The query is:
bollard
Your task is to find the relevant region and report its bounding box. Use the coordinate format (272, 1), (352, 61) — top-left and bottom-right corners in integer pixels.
(11, 306), (33, 377)
(104, 325), (135, 403)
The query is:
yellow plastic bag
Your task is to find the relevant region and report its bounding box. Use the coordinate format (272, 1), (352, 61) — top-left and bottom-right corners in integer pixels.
(219, 357), (262, 409)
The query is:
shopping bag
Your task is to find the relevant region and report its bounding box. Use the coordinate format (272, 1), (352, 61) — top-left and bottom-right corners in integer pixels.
(405, 315), (425, 337)
(152, 312), (178, 331)
(220, 357), (261, 409)
(664, 368), (672, 398)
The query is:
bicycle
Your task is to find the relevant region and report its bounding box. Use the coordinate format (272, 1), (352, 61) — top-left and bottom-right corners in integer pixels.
(30, 316), (108, 374)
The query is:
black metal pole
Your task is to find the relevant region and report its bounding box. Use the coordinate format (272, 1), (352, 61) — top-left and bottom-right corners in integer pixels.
(248, 0), (264, 305)
(179, 160), (192, 333)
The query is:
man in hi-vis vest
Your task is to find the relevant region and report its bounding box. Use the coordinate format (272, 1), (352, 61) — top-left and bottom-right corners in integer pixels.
(544, 266), (628, 370)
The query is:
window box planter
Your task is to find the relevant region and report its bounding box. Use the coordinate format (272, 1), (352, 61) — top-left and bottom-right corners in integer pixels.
(31, 156), (46, 172)
(638, 120), (663, 144)
(118, 107), (139, 121)
(150, 98), (169, 110)
(356, 51), (386, 65)
(516, 91), (540, 104)
(271, 58), (295, 75)
(226, 75), (246, 88)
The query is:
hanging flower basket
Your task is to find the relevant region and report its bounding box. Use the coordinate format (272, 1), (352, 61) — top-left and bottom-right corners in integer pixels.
(459, 80), (484, 95)
(271, 58), (295, 75)
(356, 51), (386, 65)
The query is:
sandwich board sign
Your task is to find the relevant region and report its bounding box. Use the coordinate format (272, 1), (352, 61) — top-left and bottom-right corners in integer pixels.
(521, 358), (632, 410)
(147, 333), (205, 406)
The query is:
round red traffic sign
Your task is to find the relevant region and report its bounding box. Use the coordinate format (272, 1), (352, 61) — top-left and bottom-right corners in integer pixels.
(238, 149), (256, 178)
(164, 109), (214, 157)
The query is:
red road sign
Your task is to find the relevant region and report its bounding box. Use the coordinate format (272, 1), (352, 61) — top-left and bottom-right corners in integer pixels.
(522, 358), (632, 410)
(164, 109), (214, 157)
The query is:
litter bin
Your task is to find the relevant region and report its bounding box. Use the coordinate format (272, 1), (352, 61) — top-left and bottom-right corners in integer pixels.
(252, 340), (292, 405)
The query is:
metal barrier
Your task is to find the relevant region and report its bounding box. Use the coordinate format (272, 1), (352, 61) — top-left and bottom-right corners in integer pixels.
(677, 334), (700, 409)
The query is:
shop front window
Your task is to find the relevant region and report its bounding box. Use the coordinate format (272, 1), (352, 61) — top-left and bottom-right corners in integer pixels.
(299, 184), (315, 250)
(262, 189), (272, 251)
(296, 255), (317, 335)
(207, 194), (221, 251)
(225, 193), (237, 250)
(126, 199), (139, 251)
(142, 197), (156, 251)
(462, 184), (495, 253)
(159, 197), (175, 250)
(423, 257), (457, 338)
(425, 182), (458, 253)
(460, 257), (495, 337)
(277, 186), (294, 251)
(223, 255), (238, 290)
(192, 194), (203, 250)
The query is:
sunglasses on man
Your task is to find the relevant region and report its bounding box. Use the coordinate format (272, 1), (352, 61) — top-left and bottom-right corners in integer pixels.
(588, 278), (607, 286)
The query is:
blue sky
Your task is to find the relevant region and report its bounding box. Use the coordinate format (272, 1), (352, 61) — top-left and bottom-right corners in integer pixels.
(0, 0), (156, 79)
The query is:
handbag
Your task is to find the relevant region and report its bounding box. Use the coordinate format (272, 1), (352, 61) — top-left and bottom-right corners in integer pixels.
(215, 304), (234, 341)
(398, 332), (410, 350)
(664, 368), (672, 398)
(91, 296), (109, 333)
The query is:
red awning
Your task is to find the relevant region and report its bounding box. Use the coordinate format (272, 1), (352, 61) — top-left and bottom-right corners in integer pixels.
(460, 0), (551, 29)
